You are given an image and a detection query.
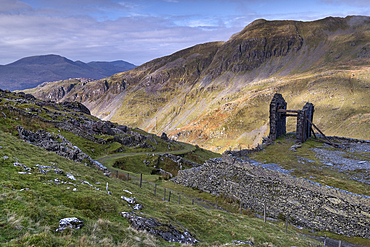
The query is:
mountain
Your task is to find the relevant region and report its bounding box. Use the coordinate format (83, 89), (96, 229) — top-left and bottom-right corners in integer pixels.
(23, 16), (370, 152)
(87, 60), (136, 75)
(0, 54), (136, 91)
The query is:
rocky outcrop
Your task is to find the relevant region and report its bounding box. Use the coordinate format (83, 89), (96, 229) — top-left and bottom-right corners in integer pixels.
(121, 212), (198, 245)
(17, 126), (110, 174)
(174, 154), (370, 239)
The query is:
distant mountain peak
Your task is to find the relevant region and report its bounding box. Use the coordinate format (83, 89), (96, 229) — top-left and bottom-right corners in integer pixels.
(0, 54), (136, 91)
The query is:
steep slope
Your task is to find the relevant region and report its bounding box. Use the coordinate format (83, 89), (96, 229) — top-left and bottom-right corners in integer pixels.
(0, 55), (136, 91)
(23, 16), (370, 152)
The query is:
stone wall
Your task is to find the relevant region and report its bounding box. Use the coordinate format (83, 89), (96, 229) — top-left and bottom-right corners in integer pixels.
(296, 102), (314, 143)
(174, 154), (370, 239)
(268, 93), (287, 141)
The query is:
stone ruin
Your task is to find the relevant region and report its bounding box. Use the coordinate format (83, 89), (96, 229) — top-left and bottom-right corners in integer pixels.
(269, 93), (314, 143)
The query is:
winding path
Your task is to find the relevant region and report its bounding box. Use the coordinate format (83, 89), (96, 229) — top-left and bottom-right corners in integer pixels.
(96, 143), (196, 164)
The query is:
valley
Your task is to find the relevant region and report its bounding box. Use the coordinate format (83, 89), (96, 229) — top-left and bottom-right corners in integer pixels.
(23, 16), (370, 153)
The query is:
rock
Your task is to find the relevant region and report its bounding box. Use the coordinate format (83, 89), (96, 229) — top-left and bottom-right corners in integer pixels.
(56, 217), (84, 232)
(289, 147), (297, 152)
(123, 189), (132, 194)
(121, 213), (198, 245)
(117, 125), (128, 132)
(173, 155), (370, 239)
(230, 240), (254, 246)
(67, 173), (76, 180)
(73, 188), (78, 191)
(3, 156), (8, 160)
(91, 121), (115, 135)
(161, 132), (169, 141)
(291, 144), (302, 149)
(133, 204), (143, 210)
(61, 101), (90, 115)
(122, 196), (136, 204)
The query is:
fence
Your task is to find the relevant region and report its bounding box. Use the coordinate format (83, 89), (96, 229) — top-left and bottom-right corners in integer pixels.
(110, 168), (344, 247)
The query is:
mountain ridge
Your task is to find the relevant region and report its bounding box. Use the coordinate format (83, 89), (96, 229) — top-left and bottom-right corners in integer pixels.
(0, 54), (136, 91)
(23, 16), (370, 152)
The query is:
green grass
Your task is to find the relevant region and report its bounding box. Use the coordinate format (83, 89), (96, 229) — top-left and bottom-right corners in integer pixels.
(0, 130), (319, 246)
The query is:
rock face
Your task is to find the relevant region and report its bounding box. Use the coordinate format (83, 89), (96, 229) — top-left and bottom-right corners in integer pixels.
(17, 125), (110, 174)
(174, 154), (370, 239)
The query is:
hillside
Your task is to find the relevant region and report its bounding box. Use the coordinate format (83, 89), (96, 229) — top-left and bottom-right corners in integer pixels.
(0, 55), (136, 91)
(23, 16), (370, 153)
(0, 89), (324, 246)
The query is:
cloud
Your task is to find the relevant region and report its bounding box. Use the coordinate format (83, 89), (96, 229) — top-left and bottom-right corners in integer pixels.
(0, 10), (238, 65)
(322, 0), (370, 7)
(0, 0), (368, 66)
(0, 0), (33, 13)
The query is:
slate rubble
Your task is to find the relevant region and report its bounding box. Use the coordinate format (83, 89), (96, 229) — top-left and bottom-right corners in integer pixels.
(174, 154), (370, 239)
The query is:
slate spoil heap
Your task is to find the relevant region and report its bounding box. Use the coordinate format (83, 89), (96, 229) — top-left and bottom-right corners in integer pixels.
(174, 154), (370, 239)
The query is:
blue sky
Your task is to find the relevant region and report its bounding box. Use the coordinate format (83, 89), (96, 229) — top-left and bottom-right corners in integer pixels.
(0, 0), (369, 65)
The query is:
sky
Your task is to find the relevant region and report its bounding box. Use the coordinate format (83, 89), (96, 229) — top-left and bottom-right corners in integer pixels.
(0, 0), (369, 66)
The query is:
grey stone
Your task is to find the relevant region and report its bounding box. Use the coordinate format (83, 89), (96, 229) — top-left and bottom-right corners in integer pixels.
(133, 204), (143, 210)
(121, 213), (198, 244)
(122, 196), (136, 204)
(56, 217), (84, 232)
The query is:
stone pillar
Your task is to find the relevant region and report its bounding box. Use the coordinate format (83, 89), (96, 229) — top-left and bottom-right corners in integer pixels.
(303, 102), (314, 140)
(296, 102), (314, 143)
(268, 93), (287, 141)
(296, 110), (305, 143)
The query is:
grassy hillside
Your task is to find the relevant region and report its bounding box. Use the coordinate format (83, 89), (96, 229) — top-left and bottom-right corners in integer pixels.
(0, 91), (321, 246)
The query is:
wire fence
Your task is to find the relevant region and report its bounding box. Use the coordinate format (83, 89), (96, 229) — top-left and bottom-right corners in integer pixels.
(109, 168), (344, 247)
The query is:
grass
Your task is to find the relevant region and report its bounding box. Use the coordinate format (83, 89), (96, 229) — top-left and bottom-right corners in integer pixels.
(0, 130), (320, 246)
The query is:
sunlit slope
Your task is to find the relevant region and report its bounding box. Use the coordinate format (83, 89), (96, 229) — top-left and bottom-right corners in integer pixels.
(24, 16), (370, 152)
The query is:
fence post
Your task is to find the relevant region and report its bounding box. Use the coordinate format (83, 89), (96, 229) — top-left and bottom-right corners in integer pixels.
(168, 191), (171, 202)
(154, 184), (157, 196)
(338, 240), (341, 247)
(116, 170), (118, 178)
(140, 174), (142, 188)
